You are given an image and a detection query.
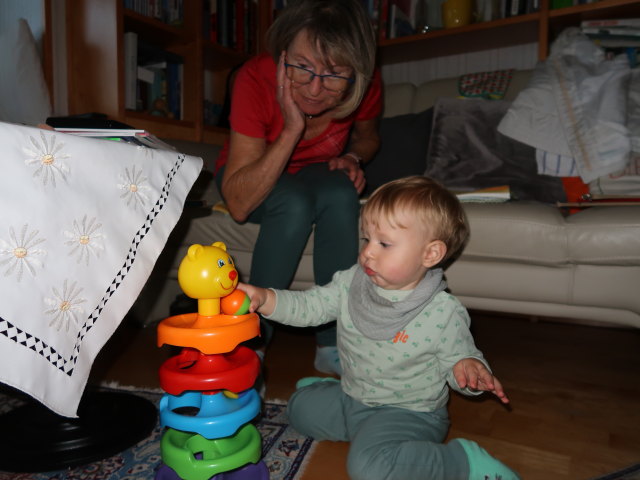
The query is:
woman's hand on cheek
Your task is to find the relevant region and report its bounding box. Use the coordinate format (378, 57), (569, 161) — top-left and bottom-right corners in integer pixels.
(276, 51), (305, 135)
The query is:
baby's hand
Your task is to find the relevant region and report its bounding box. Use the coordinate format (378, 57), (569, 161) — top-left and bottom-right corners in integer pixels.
(453, 358), (509, 404)
(236, 282), (275, 316)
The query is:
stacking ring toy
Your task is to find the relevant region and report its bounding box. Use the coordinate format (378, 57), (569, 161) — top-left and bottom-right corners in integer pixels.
(159, 346), (260, 395)
(161, 424), (261, 480)
(154, 459), (269, 480)
(160, 389), (261, 439)
(157, 312), (260, 354)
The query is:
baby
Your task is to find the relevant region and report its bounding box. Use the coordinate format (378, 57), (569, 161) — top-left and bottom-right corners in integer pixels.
(240, 176), (519, 480)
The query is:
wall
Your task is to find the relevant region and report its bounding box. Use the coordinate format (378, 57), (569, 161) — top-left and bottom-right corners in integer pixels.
(381, 42), (538, 85)
(0, 0), (45, 53)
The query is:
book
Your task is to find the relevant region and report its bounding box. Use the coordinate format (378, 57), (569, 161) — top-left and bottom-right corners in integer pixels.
(587, 35), (640, 48)
(46, 116), (134, 130)
(581, 26), (640, 37)
(581, 18), (640, 28)
(54, 127), (146, 136)
(453, 185), (511, 203)
(136, 42), (183, 118)
(507, 0), (526, 18)
(557, 201), (640, 208)
(137, 65), (155, 84)
(526, 0), (540, 14)
(124, 32), (138, 110)
(389, 1), (415, 38)
(378, 0), (390, 40)
(557, 193), (640, 208)
(54, 127), (177, 152)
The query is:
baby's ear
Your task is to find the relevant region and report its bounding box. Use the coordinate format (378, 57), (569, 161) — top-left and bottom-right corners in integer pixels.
(423, 240), (447, 268)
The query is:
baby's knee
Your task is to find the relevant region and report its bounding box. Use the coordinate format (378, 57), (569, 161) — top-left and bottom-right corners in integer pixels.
(347, 445), (394, 480)
(285, 389), (316, 436)
(286, 383), (346, 441)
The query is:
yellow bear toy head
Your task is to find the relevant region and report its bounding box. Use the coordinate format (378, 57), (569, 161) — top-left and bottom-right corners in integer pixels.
(178, 242), (238, 301)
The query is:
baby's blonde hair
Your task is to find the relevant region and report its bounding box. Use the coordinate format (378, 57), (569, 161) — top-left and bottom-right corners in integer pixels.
(362, 176), (469, 264)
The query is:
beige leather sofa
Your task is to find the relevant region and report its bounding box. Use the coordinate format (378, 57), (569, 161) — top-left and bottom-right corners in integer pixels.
(131, 71), (640, 330)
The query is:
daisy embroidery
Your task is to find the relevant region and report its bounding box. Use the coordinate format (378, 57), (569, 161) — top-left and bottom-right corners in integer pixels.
(0, 224), (46, 282)
(137, 144), (155, 159)
(45, 279), (86, 332)
(64, 215), (105, 266)
(118, 164), (151, 210)
(23, 131), (70, 187)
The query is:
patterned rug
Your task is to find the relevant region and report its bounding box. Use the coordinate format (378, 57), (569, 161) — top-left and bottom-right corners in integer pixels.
(0, 386), (316, 480)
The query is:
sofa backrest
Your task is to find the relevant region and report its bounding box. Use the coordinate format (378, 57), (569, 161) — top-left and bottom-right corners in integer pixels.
(383, 70), (533, 118)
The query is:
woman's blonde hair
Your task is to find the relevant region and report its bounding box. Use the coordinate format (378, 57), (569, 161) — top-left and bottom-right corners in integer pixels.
(266, 0), (377, 118)
(362, 176), (470, 265)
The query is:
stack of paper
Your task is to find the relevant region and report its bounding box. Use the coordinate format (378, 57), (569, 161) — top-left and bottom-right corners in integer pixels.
(53, 128), (177, 151)
(453, 185), (511, 203)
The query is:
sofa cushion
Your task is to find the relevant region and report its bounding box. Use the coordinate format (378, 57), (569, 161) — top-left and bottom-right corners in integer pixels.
(426, 97), (566, 203)
(566, 206), (640, 265)
(382, 83), (417, 118)
(364, 108), (433, 195)
(461, 202), (569, 266)
(459, 202), (640, 267)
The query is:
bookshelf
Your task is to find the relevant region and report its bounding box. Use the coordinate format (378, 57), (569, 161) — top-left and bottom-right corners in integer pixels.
(379, 0), (640, 64)
(65, 0), (639, 145)
(65, 0), (269, 145)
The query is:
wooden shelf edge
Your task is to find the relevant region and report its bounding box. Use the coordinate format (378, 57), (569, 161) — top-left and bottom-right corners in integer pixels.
(379, 16), (540, 64)
(379, 12), (541, 48)
(203, 126), (230, 146)
(123, 8), (190, 46)
(203, 41), (251, 69)
(548, 0), (640, 18)
(123, 8), (185, 32)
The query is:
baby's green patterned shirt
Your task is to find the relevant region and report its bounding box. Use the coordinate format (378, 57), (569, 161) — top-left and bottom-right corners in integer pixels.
(268, 265), (489, 412)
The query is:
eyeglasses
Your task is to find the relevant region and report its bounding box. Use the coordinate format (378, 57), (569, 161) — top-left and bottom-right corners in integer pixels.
(284, 63), (354, 93)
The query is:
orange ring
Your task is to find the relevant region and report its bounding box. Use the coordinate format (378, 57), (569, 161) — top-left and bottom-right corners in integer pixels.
(157, 312), (260, 354)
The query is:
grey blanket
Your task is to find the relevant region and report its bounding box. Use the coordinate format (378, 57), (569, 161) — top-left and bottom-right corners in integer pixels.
(426, 97), (566, 203)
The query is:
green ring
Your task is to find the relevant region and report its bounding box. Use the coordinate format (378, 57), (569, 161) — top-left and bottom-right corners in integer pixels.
(161, 424), (261, 480)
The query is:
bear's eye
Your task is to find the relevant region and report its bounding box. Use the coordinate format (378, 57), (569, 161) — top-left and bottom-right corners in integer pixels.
(217, 259), (225, 268)
(228, 256), (234, 265)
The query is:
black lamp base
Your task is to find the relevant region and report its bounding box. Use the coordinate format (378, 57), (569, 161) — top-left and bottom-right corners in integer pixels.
(0, 388), (157, 473)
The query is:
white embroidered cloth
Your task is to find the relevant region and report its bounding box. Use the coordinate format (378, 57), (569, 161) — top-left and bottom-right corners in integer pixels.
(0, 122), (202, 417)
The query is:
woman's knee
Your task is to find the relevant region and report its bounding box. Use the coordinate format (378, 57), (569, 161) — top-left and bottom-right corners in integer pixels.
(316, 173), (360, 211)
(264, 183), (315, 224)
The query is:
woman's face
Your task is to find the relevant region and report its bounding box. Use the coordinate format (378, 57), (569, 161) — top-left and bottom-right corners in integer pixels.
(285, 29), (353, 117)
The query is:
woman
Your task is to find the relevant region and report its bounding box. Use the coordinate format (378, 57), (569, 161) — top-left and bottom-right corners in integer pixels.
(215, 0), (381, 374)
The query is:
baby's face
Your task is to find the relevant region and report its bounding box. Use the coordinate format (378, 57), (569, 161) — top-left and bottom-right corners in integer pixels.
(358, 210), (431, 291)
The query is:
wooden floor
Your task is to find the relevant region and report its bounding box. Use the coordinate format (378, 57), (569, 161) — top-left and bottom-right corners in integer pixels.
(91, 312), (640, 480)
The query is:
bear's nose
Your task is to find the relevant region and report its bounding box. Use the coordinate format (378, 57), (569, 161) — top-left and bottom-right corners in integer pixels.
(229, 270), (237, 280)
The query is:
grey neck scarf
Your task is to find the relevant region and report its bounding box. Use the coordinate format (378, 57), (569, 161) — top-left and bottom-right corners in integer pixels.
(348, 266), (447, 341)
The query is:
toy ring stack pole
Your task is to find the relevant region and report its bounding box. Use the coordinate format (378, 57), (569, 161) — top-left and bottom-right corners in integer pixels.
(155, 242), (269, 480)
